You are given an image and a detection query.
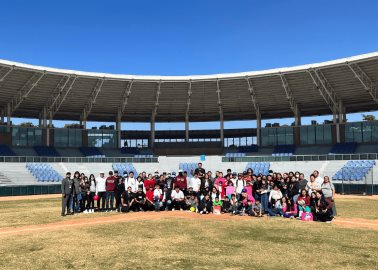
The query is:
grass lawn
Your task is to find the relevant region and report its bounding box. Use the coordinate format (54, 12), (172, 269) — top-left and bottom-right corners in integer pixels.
(0, 196), (377, 270)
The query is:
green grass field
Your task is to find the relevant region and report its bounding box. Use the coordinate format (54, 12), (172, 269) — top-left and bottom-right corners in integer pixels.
(0, 196), (377, 270)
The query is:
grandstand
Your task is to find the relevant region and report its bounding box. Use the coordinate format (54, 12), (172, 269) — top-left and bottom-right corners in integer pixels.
(0, 53), (377, 195)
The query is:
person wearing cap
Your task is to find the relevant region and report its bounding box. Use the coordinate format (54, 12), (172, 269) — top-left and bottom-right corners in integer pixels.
(173, 170), (187, 193)
(171, 186), (185, 211)
(144, 174), (156, 191)
(61, 172), (73, 216)
(96, 171), (107, 211)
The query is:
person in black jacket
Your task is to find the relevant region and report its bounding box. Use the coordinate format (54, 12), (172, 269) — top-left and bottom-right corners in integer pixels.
(114, 171), (125, 212)
(61, 172), (73, 216)
(162, 185), (172, 211)
(287, 176), (300, 204)
(198, 194), (212, 214)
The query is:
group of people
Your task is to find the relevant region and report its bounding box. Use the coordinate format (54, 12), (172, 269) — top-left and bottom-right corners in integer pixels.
(61, 162), (336, 222)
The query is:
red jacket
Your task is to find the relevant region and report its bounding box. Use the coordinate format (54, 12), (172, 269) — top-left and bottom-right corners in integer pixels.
(106, 176), (116, 192)
(144, 179), (156, 190)
(174, 176), (187, 190)
(146, 190), (154, 202)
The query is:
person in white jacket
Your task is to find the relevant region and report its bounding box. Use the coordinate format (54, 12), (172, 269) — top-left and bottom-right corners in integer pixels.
(268, 185), (283, 203)
(96, 171), (106, 211)
(189, 173), (201, 193)
(125, 172), (137, 192)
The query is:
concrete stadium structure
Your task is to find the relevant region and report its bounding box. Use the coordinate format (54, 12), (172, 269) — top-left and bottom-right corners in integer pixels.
(0, 53), (377, 195)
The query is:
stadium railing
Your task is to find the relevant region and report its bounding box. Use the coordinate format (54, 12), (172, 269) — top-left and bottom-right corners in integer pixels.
(222, 153), (378, 162)
(0, 156), (159, 163)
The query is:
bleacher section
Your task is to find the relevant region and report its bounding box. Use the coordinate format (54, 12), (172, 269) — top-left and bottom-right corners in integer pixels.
(0, 144), (16, 156)
(0, 172), (13, 185)
(179, 163), (197, 177)
(112, 163), (138, 175)
(26, 163), (64, 182)
(272, 145), (295, 156)
(225, 153), (246, 158)
(120, 147), (140, 155)
(332, 160), (376, 181)
(329, 143), (357, 154)
(134, 154), (154, 158)
(79, 147), (105, 158)
(245, 162), (270, 175)
(34, 146), (60, 157)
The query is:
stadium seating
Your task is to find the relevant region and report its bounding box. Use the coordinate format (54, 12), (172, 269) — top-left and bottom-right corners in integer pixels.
(245, 162), (270, 175)
(112, 163), (138, 176)
(34, 146), (60, 157)
(272, 145), (295, 156)
(134, 154), (154, 158)
(225, 153), (246, 158)
(120, 147), (140, 155)
(26, 163), (64, 182)
(79, 147), (105, 158)
(329, 143), (357, 154)
(0, 144), (16, 156)
(332, 160), (375, 181)
(179, 163), (198, 177)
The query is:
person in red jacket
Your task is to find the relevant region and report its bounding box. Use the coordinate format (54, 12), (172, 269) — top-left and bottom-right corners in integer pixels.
(145, 185), (155, 211)
(144, 174), (156, 191)
(105, 171), (116, 211)
(173, 170), (187, 193)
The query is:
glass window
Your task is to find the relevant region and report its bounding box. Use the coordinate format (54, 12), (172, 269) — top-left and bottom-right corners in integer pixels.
(54, 129), (68, 147)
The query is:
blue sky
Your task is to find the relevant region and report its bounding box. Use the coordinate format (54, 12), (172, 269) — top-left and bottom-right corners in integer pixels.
(1, 0), (377, 130)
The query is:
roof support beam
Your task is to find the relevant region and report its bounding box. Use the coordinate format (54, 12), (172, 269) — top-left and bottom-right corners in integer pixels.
(48, 76), (78, 121)
(185, 80), (192, 142)
(150, 81), (162, 148)
(119, 80), (134, 115)
(8, 71), (45, 115)
(307, 69), (339, 114)
(0, 66), (14, 82)
(347, 62), (378, 104)
(81, 78), (105, 122)
(245, 77), (261, 119)
(279, 74), (300, 119)
(216, 79), (224, 143)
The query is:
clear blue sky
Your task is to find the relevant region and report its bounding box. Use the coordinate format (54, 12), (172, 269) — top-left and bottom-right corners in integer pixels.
(1, 0), (377, 130)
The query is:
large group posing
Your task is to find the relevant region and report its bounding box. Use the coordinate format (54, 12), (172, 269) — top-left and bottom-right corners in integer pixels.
(61, 163), (336, 222)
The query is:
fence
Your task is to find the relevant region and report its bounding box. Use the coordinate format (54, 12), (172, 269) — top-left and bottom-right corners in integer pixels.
(0, 185), (61, 196)
(0, 156), (158, 163)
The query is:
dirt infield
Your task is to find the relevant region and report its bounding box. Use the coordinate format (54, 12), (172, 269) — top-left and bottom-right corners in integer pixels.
(0, 193), (376, 202)
(0, 210), (377, 236)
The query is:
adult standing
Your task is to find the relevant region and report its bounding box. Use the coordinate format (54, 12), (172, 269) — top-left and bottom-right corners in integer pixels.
(173, 170), (187, 194)
(114, 170), (125, 212)
(321, 176), (336, 217)
(194, 162), (206, 181)
(96, 171), (107, 211)
(105, 171), (116, 211)
(313, 170), (324, 186)
(61, 172), (73, 216)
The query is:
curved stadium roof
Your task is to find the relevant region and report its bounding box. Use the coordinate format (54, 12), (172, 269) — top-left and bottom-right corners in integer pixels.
(0, 52), (377, 122)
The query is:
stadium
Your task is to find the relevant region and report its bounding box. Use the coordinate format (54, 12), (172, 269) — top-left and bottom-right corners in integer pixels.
(0, 1), (378, 270)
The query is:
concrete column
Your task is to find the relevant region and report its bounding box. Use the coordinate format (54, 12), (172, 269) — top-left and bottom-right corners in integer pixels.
(1, 110), (5, 124)
(150, 118), (155, 148)
(116, 110), (122, 148)
(256, 116), (261, 146)
(295, 109), (301, 126)
(42, 107), (47, 128)
(220, 114), (224, 146)
(185, 113), (189, 142)
(7, 103), (11, 126)
(333, 106), (340, 143)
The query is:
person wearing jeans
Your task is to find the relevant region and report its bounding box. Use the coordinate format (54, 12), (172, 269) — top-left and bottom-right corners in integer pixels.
(96, 171), (107, 211)
(105, 171), (116, 211)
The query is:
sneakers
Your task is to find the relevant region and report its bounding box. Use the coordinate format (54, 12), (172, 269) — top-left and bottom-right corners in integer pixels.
(172, 208), (175, 211)
(83, 210), (88, 214)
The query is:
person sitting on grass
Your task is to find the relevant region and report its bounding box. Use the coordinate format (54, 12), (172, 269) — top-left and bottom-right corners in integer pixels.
(314, 191), (334, 222)
(153, 184), (163, 212)
(198, 194), (212, 214)
(265, 198), (282, 216)
(121, 186), (134, 212)
(282, 198), (297, 218)
(222, 196), (231, 213)
(213, 197), (222, 214)
(237, 189), (249, 215)
(134, 188), (147, 212)
(297, 189), (310, 218)
(186, 194), (198, 212)
(171, 186), (185, 211)
(247, 200), (263, 217)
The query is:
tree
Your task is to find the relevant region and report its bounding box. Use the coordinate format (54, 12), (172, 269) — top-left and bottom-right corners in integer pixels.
(362, 114), (376, 121)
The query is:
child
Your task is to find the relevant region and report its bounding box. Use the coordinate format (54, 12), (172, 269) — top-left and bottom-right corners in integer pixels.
(225, 182), (236, 200)
(248, 200), (263, 217)
(153, 184), (163, 212)
(213, 197), (223, 214)
(230, 194), (238, 215)
(222, 196), (231, 213)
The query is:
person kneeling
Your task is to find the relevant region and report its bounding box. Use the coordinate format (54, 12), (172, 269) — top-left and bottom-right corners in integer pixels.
(171, 187), (186, 211)
(247, 200), (263, 217)
(198, 194), (212, 214)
